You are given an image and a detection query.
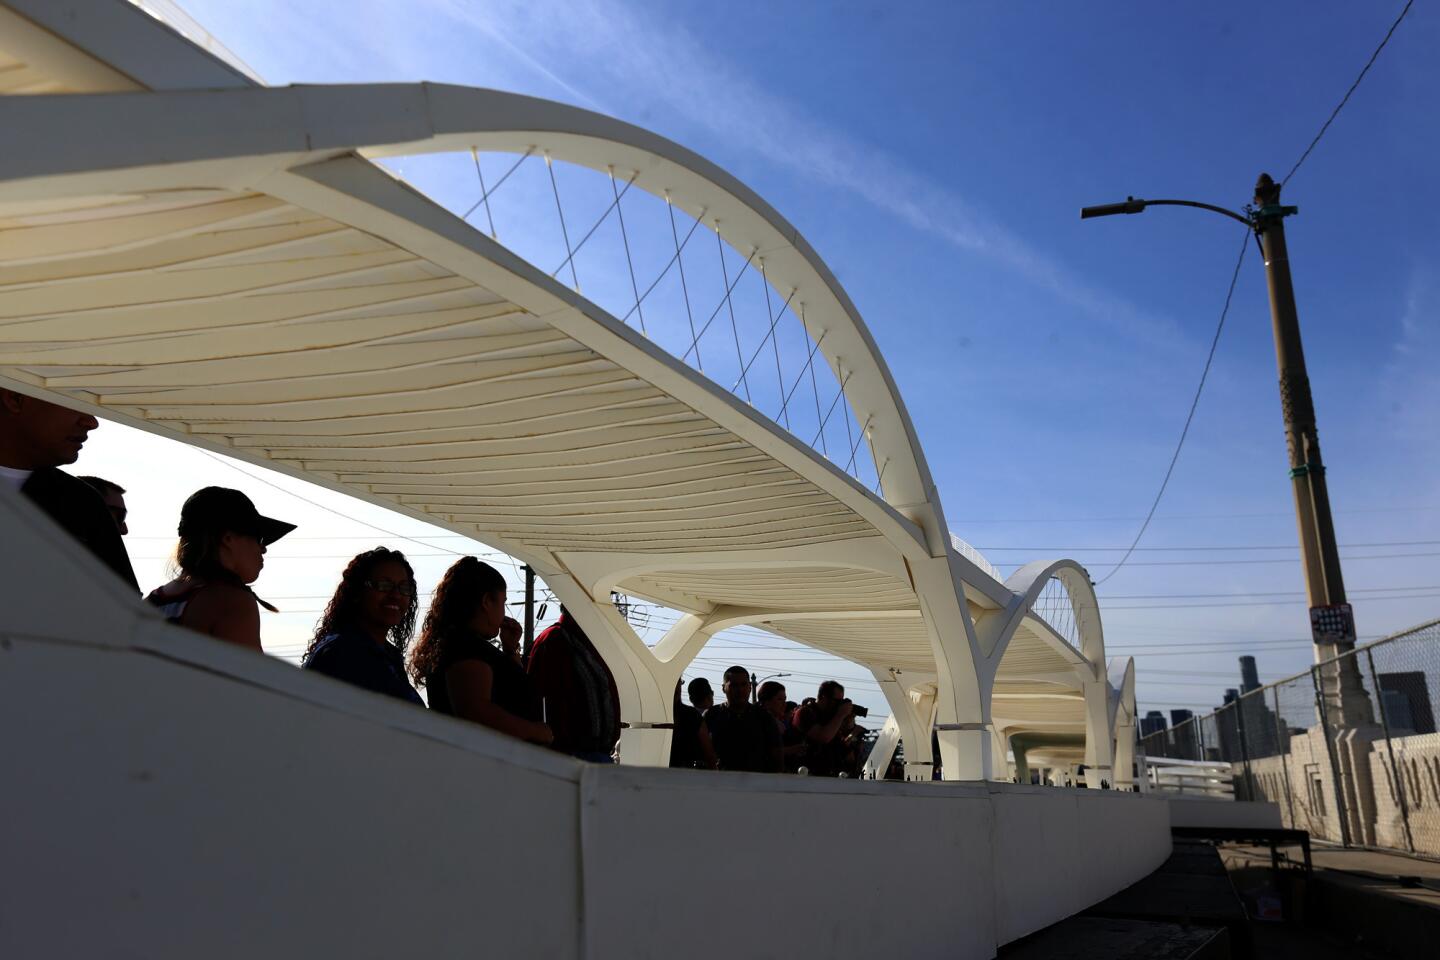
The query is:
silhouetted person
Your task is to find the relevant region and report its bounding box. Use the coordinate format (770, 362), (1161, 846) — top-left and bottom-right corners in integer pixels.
(705, 666), (781, 773)
(410, 557), (551, 745)
(758, 681), (805, 771)
(669, 678), (719, 770)
(688, 676), (715, 715)
(302, 548), (424, 705)
(793, 680), (854, 777)
(0, 389), (137, 591)
(837, 712), (867, 778)
(147, 487), (293, 652)
(527, 606), (620, 762)
(78, 476), (128, 536)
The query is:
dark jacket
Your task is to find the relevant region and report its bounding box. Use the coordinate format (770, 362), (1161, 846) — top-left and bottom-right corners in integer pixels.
(526, 612), (621, 755)
(303, 627), (424, 706)
(21, 466), (138, 593)
(706, 701), (782, 773)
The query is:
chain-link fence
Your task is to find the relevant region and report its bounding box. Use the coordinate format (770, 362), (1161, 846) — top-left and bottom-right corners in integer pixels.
(1139, 617), (1440, 857)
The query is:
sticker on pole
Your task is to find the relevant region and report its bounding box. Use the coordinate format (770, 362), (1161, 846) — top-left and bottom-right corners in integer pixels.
(1309, 603), (1355, 645)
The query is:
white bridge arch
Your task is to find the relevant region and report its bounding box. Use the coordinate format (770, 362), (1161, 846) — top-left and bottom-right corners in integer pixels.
(0, 3), (1175, 956)
(0, 0), (1136, 784)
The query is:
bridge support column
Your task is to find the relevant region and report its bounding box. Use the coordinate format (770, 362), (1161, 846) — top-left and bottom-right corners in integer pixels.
(1013, 738), (1031, 785)
(1083, 676), (1115, 788)
(991, 726), (1013, 781)
(1114, 715), (1136, 791)
(874, 671), (938, 781)
(910, 555), (991, 781)
(862, 716), (901, 779)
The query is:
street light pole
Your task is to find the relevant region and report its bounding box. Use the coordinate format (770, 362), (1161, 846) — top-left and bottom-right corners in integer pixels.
(1252, 175), (1347, 628)
(1251, 174), (1370, 727)
(1081, 175), (1369, 721)
(522, 564), (536, 663)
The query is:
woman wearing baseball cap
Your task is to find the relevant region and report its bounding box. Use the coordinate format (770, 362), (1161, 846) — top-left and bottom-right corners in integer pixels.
(145, 486), (295, 652)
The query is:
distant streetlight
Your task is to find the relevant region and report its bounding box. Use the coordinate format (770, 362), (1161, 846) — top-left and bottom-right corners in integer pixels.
(1082, 175), (1368, 723)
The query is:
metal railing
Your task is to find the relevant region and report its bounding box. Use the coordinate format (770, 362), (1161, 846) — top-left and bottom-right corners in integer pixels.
(1138, 617), (1440, 857)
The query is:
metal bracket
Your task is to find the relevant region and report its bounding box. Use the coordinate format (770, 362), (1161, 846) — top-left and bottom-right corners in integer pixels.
(1255, 203), (1299, 220)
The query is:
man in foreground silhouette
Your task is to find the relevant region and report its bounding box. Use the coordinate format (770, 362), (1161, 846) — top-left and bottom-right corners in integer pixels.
(0, 389), (138, 592)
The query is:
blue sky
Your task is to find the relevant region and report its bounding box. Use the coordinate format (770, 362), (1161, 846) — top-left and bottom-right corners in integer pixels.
(87, 0), (1439, 722)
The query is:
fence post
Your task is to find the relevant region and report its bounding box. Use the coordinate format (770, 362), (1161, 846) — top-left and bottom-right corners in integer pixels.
(1365, 645), (1415, 854)
(1312, 663), (1352, 847)
(1233, 699), (1254, 801)
(1272, 684), (1297, 829)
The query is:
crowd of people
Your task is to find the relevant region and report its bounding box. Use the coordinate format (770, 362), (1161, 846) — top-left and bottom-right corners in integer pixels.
(2, 387), (868, 773)
(669, 671), (870, 777)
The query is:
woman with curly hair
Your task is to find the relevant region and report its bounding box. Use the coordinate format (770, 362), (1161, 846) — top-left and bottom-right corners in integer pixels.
(302, 547), (422, 706)
(409, 556), (552, 745)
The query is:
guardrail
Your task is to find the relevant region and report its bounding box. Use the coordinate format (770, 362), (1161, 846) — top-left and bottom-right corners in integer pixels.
(1144, 756), (1234, 797)
(1138, 617), (1440, 857)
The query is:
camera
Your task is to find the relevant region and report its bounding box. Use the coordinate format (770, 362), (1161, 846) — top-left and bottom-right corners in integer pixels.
(847, 700), (868, 718)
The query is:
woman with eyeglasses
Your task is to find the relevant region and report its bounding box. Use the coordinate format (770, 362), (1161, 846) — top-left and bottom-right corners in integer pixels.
(301, 547), (423, 706)
(146, 486), (295, 652)
(408, 556), (552, 745)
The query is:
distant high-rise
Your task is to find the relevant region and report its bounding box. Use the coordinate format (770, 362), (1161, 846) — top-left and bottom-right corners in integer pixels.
(1377, 672), (1436, 734)
(1381, 690), (1416, 733)
(1218, 689), (1242, 761)
(1168, 709), (1197, 759)
(1239, 655), (1261, 693)
(1139, 710), (1168, 738)
(1231, 657), (1280, 758)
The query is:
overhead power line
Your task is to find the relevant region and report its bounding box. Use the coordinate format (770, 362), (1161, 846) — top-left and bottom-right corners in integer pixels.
(1094, 229), (1251, 587)
(981, 539), (1440, 552)
(1128, 653), (1313, 662)
(993, 551), (1440, 569)
(952, 504), (1440, 524)
(1282, 0), (1417, 185)
(1104, 592), (1440, 611)
(191, 449), (484, 562)
(1092, 3), (1417, 587)
(1110, 635), (1381, 650)
(1100, 584), (1440, 601)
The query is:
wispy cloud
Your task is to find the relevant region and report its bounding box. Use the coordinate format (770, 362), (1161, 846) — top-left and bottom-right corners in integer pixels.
(1381, 265), (1440, 473)
(193, 0), (1195, 356)
(415, 0), (1189, 353)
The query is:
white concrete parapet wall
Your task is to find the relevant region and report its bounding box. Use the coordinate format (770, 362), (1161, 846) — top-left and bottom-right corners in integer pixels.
(0, 488), (1171, 958)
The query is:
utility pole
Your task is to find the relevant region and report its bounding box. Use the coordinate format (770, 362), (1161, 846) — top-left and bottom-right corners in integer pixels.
(1251, 173), (1370, 725)
(1082, 175), (1379, 842)
(522, 564), (536, 663)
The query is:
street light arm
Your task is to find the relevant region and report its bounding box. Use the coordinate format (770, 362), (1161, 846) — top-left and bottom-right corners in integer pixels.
(1081, 197), (1147, 219)
(1080, 197), (1253, 228)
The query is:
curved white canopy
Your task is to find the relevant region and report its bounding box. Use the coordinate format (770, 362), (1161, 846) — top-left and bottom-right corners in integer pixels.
(0, 0), (1131, 779)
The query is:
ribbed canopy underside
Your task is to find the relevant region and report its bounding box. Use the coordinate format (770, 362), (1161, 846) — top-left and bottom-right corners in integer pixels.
(2, 190), (879, 559)
(0, 0), (1120, 767)
(0, 186), (1089, 697)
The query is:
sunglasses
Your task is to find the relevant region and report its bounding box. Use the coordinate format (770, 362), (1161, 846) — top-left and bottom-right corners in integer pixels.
(364, 578), (415, 597)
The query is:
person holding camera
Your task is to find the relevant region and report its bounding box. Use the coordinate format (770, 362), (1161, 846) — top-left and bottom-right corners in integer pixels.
(793, 680), (866, 776)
